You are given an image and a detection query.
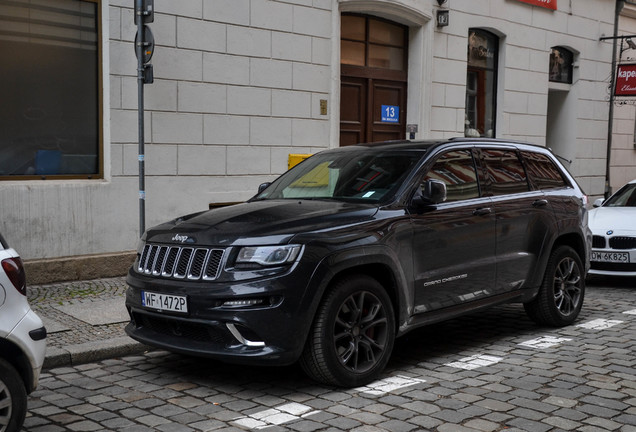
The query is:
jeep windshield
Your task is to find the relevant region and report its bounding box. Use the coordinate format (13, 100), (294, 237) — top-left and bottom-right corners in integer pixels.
(253, 148), (422, 204)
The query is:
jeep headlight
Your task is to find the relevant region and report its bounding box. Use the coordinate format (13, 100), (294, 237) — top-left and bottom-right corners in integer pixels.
(236, 245), (302, 266)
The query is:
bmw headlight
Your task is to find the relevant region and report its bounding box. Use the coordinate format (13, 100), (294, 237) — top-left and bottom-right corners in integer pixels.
(236, 245), (302, 267)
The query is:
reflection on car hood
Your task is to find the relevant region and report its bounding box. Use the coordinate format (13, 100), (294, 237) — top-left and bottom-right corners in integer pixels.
(145, 200), (380, 246)
(588, 207), (636, 234)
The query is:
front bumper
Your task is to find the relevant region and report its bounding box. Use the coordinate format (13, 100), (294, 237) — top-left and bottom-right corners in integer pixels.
(124, 266), (319, 366)
(588, 248), (636, 277)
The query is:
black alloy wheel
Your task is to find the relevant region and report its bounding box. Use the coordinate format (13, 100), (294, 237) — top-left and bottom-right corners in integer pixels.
(300, 275), (396, 387)
(524, 245), (585, 326)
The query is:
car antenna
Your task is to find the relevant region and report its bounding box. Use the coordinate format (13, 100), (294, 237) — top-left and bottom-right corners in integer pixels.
(548, 148), (572, 165)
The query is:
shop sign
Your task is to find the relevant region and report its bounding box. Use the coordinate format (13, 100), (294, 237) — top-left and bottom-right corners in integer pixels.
(514, 0), (557, 10)
(615, 64), (636, 96)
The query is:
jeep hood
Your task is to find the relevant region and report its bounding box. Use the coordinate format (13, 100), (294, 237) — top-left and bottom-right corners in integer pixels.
(144, 199), (379, 246)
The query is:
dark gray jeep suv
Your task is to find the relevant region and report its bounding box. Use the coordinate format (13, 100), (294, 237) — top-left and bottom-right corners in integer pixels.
(125, 138), (591, 387)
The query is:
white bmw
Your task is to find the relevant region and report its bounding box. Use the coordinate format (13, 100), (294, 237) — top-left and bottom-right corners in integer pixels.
(588, 179), (636, 277)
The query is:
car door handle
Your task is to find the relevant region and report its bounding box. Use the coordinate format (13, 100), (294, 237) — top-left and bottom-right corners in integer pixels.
(472, 207), (492, 216)
(532, 199), (548, 208)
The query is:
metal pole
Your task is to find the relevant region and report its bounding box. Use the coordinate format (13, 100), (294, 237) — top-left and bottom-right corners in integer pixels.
(135, 0), (146, 236)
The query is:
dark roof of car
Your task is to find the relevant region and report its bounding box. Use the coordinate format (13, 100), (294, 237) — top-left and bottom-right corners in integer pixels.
(351, 137), (552, 153)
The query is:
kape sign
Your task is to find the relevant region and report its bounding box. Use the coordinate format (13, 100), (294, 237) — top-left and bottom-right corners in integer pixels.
(514, 0), (557, 10)
(615, 64), (636, 97)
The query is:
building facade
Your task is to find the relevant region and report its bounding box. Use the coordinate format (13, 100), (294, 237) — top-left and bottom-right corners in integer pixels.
(0, 0), (618, 272)
(611, 0), (636, 190)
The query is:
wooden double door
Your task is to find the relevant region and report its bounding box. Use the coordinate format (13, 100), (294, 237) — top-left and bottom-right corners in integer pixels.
(340, 74), (407, 147)
(339, 14), (408, 147)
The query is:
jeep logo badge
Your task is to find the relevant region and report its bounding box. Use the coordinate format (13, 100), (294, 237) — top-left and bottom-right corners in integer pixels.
(172, 234), (191, 243)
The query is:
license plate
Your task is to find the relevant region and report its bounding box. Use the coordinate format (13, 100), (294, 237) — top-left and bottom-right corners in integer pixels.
(141, 291), (188, 313)
(591, 251), (630, 263)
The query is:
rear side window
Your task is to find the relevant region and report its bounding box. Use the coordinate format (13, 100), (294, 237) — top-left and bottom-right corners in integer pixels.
(520, 151), (568, 189)
(480, 149), (529, 196)
(424, 150), (479, 202)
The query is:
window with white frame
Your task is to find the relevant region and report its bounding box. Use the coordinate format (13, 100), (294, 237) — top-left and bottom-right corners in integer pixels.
(0, 0), (101, 179)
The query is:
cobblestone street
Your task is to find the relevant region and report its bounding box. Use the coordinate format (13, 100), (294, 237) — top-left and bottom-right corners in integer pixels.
(23, 278), (636, 432)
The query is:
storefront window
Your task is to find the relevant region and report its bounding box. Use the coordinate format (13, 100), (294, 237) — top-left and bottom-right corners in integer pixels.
(0, 0), (101, 179)
(549, 46), (573, 84)
(465, 29), (498, 138)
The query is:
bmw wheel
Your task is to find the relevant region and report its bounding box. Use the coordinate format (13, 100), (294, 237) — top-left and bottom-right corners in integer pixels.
(300, 275), (396, 387)
(524, 245), (585, 327)
(0, 358), (27, 432)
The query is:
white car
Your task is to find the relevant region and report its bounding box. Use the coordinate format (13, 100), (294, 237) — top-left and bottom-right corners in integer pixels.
(0, 234), (46, 432)
(589, 179), (636, 277)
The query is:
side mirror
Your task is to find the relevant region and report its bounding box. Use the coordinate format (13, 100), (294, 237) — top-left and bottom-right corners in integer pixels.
(257, 182), (271, 195)
(593, 198), (604, 208)
(412, 179), (447, 207)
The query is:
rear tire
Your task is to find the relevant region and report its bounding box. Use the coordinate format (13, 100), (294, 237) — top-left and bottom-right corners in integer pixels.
(300, 275), (395, 387)
(524, 245), (585, 326)
(0, 358), (27, 432)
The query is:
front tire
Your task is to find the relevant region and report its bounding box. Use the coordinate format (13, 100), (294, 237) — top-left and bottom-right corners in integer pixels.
(524, 245), (585, 326)
(0, 358), (28, 432)
(300, 275), (396, 387)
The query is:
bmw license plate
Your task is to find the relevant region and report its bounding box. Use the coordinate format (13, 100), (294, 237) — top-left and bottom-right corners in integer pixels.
(141, 290), (188, 313)
(591, 251), (630, 263)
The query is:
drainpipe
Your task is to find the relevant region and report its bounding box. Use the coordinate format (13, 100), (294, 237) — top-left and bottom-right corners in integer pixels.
(605, 0), (625, 198)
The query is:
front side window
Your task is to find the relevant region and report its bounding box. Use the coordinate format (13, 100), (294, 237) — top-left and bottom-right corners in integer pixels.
(465, 29), (498, 138)
(424, 150), (479, 202)
(0, 0), (101, 179)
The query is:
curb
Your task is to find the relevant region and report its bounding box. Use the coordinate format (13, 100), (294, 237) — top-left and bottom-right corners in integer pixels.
(25, 252), (135, 285)
(43, 337), (153, 369)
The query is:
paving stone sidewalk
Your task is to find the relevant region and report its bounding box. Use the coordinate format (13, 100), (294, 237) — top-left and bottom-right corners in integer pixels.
(27, 276), (150, 368)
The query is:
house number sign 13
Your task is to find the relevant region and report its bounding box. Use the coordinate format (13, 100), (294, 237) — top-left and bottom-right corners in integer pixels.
(381, 105), (400, 123)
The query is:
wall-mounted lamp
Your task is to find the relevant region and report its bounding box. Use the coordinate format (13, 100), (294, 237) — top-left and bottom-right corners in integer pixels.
(437, 10), (449, 27)
(436, 0), (448, 5)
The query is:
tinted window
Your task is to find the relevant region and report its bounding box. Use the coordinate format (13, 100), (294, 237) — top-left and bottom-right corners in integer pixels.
(520, 151), (567, 190)
(481, 149), (529, 196)
(425, 150), (479, 202)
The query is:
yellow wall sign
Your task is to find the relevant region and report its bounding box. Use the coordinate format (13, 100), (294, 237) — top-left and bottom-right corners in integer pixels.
(288, 154), (312, 169)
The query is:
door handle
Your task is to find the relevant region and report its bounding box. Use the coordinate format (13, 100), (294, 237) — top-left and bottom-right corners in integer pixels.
(532, 199), (548, 207)
(472, 207), (492, 216)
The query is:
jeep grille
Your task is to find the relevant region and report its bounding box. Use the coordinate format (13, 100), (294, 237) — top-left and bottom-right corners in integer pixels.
(138, 244), (225, 280)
